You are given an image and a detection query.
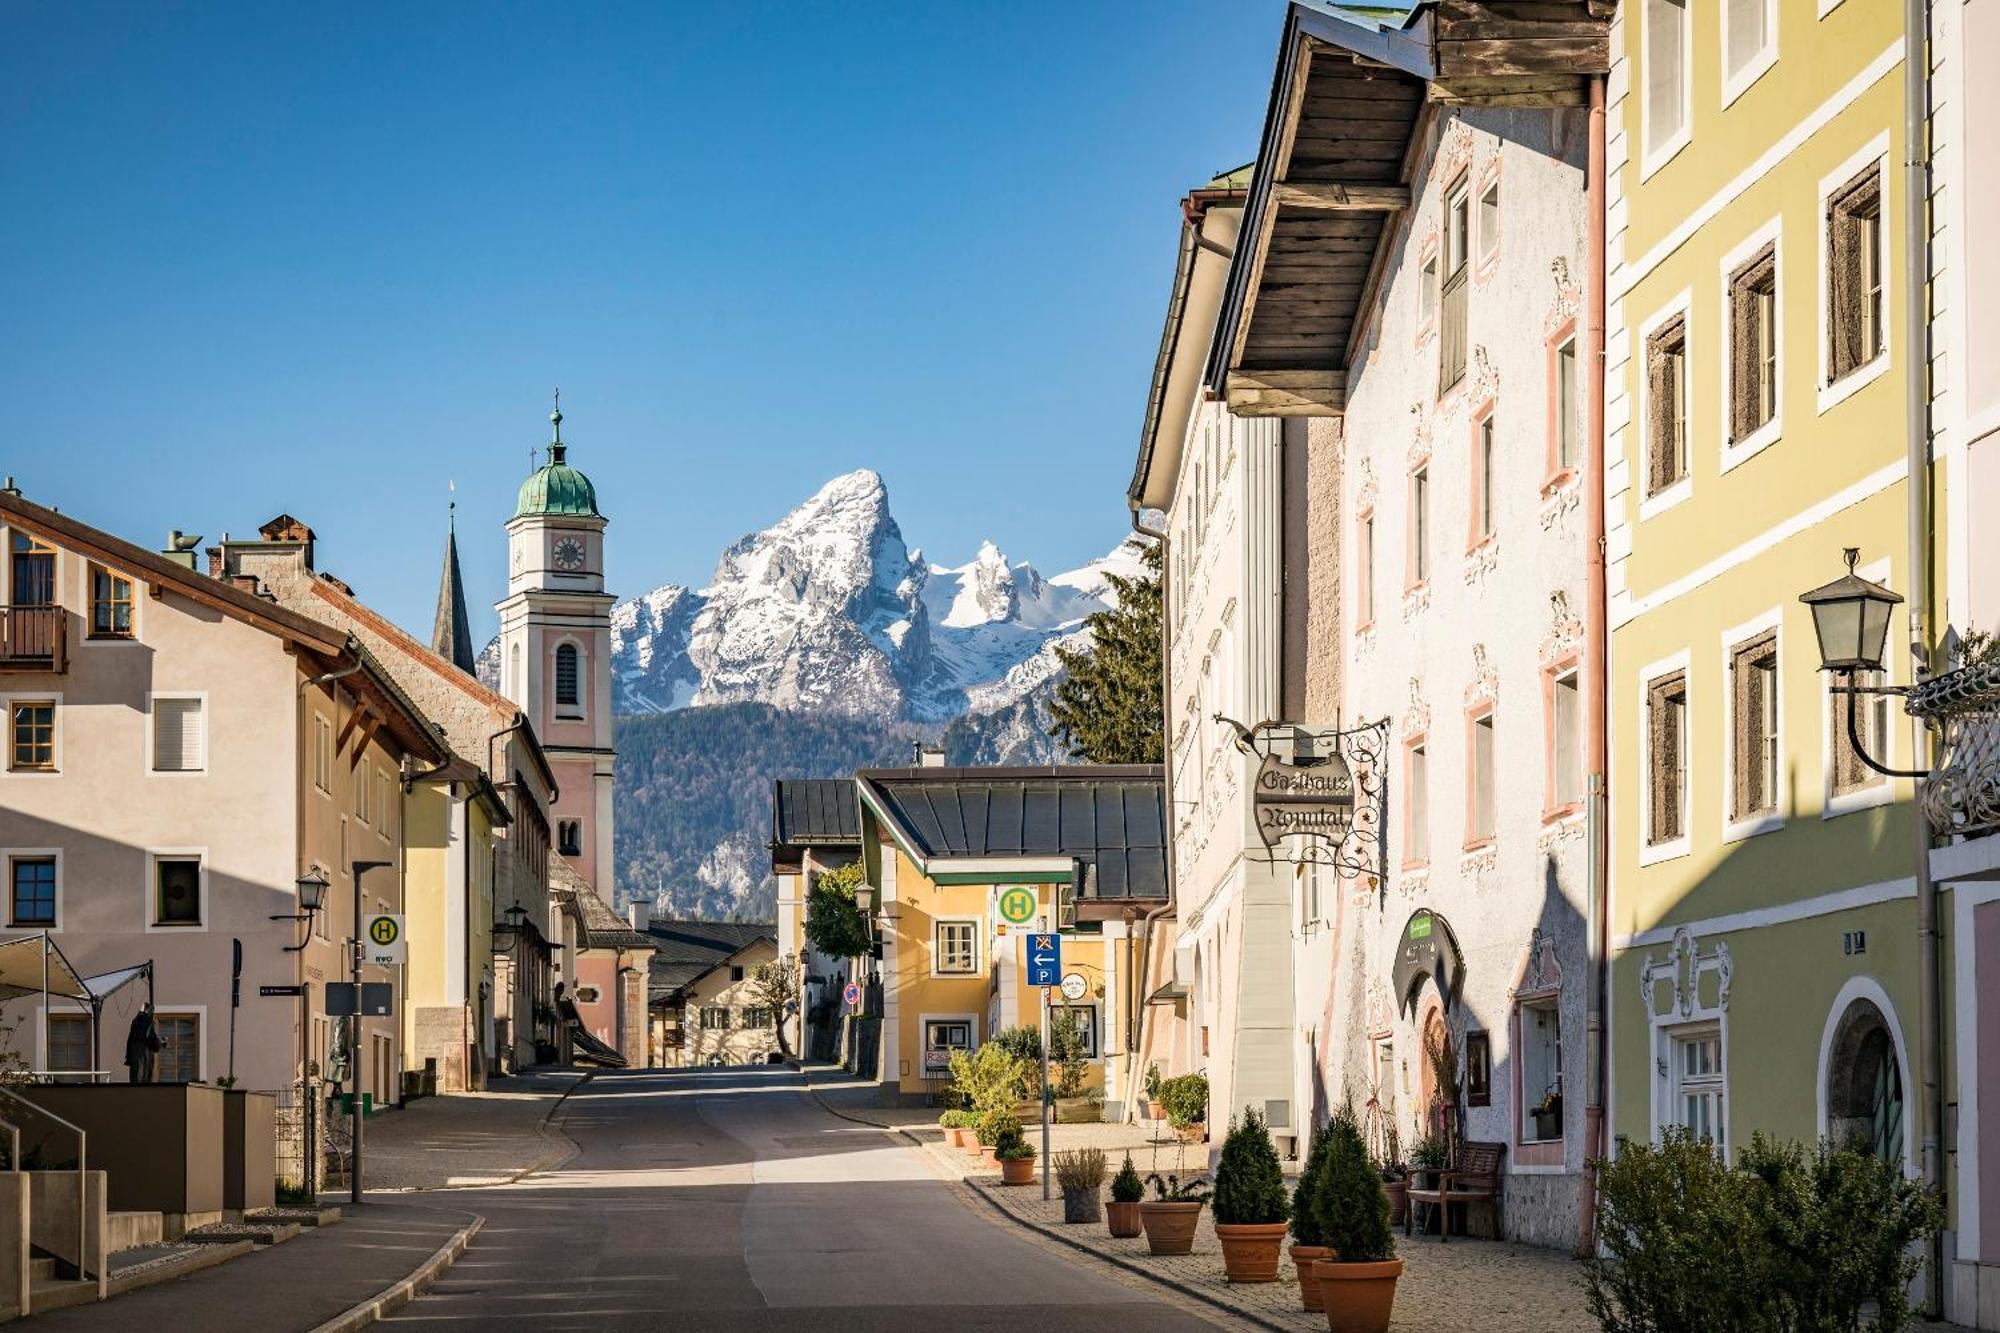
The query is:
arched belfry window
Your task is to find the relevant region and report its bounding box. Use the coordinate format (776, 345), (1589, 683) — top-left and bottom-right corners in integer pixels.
(1824, 996), (1904, 1164)
(555, 643), (581, 712)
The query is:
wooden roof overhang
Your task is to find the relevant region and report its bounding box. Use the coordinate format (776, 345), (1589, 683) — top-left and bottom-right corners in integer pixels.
(1205, 1), (1610, 417)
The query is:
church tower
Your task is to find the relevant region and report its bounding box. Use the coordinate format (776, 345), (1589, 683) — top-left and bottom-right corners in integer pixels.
(497, 396), (617, 898)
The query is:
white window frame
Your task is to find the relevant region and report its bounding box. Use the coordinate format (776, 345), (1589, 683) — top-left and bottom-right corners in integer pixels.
(1822, 557), (1897, 818)
(36, 1002), (94, 1075)
(1816, 135), (1893, 414)
(152, 1005), (208, 1084)
(1638, 650), (1694, 866)
(146, 692), (208, 776)
(2, 692), (62, 777)
(932, 918), (981, 977)
(1637, 289), (1695, 521)
(1720, 607), (1786, 843)
(1668, 1022), (1728, 1151)
(1640, 0), (1694, 180)
(1720, 0), (1779, 108)
(313, 713), (334, 797)
(1478, 176), (1500, 264)
(920, 1013), (979, 1076)
(144, 848), (209, 934)
(1813, 974), (1916, 1175)
(1057, 1003), (1103, 1061)
(5, 848), (63, 932)
(1718, 217), (1786, 473)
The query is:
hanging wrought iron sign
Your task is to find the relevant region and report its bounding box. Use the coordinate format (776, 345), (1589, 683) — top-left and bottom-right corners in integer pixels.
(1219, 715), (1387, 879)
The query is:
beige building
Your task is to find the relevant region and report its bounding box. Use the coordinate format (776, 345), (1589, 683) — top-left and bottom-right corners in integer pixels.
(0, 491), (448, 1137)
(645, 923), (777, 1067)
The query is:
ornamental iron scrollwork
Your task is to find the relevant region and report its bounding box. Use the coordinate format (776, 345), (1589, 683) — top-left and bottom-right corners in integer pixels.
(1216, 715), (1388, 880)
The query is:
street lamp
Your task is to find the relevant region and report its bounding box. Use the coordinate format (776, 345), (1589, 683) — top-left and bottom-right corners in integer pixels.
(273, 867), (332, 952)
(1800, 548), (1904, 674)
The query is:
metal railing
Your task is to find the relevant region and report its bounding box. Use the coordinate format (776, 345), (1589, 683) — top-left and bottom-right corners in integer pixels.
(0, 1086), (87, 1277)
(0, 605), (66, 670)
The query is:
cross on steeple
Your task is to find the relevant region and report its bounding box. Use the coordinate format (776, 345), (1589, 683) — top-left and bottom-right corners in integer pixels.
(549, 388), (565, 463)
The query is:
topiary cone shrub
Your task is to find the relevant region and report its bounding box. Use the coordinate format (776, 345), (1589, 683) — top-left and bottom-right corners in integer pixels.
(1310, 1105), (1401, 1333)
(1290, 1119), (1336, 1311)
(1107, 1153), (1146, 1238)
(1212, 1106), (1291, 1283)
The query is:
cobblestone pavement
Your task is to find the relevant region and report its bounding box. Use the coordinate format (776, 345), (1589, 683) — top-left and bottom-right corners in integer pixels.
(359, 1068), (588, 1192)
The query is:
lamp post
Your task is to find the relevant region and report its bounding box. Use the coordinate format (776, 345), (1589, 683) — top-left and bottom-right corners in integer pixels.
(275, 868), (329, 1196)
(349, 859), (393, 1205)
(1798, 549), (1927, 779)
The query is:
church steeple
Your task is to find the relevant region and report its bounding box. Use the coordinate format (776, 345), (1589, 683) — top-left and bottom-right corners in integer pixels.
(432, 498), (475, 675)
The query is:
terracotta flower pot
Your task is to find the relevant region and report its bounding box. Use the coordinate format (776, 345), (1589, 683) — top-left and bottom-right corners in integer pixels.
(1313, 1258), (1405, 1333)
(943, 1126), (967, 1149)
(980, 1145), (1000, 1168)
(1062, 1188), (1101, 1223)
(1106, 1200), (1143, 1238)
(999, 1155), (1036, 1186)
(1381, 1177), (1408, 1226)
(1290, 1244), (1332, 1311)
(1174, 1121), (1207, 1145)
(963, 1135), (987, 1158)
(1149, 1099), (1167, 1121)
(1138, 1200), (1204, 1255)
(1215, 1221), (1289, 1283)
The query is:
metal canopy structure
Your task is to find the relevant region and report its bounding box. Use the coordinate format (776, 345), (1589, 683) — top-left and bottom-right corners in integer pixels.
(0, 932), (93, 1002)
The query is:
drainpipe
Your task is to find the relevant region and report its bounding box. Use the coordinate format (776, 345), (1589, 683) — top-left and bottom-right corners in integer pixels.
(1125, 504), (1176, 1124)
(1577, 73), (1612, 1259)
(1900, 0), (1942, 1312)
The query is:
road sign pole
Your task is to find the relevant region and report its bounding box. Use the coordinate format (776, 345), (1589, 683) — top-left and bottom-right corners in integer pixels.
(1040, 985), (1052, 1201)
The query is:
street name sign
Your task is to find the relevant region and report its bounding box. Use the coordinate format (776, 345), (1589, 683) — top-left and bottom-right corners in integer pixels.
(1026, 934), (1062, 988)
(259, 984), (304, 998)
(364, 913), (406, 966)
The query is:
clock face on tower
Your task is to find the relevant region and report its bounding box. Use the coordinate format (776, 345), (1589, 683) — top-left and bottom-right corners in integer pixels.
(552, 536), (586, 572)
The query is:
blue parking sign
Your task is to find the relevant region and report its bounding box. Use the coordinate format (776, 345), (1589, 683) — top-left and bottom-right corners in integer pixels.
(1026, 934), (1062, 988)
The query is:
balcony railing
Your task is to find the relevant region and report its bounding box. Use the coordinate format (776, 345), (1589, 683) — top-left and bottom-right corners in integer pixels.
(0, 606), (66, 672)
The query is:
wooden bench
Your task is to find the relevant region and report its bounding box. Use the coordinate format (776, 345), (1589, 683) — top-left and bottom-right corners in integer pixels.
(1405, 1140), (1504, 1241)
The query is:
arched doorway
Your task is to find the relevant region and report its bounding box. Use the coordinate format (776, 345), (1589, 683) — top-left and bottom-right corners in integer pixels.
(1417, 1002), (1449, 1141)
(1823, 995), (1906, 1165)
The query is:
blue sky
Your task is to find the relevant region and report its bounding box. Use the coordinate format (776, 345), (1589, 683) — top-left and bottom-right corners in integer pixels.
(0, 2), (1283, 641)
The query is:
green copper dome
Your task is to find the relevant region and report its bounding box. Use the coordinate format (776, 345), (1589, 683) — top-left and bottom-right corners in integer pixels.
(514, 443), (599, 518)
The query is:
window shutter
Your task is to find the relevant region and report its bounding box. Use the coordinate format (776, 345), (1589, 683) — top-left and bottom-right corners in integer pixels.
(154, 698), (203, 772)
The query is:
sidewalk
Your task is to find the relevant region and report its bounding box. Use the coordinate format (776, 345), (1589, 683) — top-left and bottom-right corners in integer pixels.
(798, 1064), (1973, 1333)
(361, 1067), (587, 1191)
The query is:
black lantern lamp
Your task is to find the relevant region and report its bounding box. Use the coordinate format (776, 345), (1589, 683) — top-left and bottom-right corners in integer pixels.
(274, 866), (332, 950)
(1801, 548), (1904, 674)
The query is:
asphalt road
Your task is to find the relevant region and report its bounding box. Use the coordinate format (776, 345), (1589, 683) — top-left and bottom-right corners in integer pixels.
(381, 1065), (1219, 1331)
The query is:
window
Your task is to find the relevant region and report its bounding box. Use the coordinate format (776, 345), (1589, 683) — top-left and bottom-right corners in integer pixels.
(1644, 0), (1689, 159)
(152, 697), (204, 772)
(1730, 630), (1780, 821)
(9, 700), (54, 771)
(1672, 1026), (1725, 1150)
(157, 1013), (200, 1083)
(555, 643), (581, 713)
(1555, 338), (1580, 473)
(48, 1013), (91, 1073)
(1520, 998), (1563, 1141)
(1440, 180), (1471, 392)
(1420, 252), (1438, 325)
(1645, 316), (1689, 495)
(1469, 711), (1496, 845)
(935, 920), (978, 975)
(90, 565), (133, 638)
(1830, 668), (1889, 797)
(1647, 671), (1689, 845)
(9, 533), (54, 605)
(741, 1006), (773, 1029)
(1478, 180), (1500, 261)
(1828, 168), (1884, 381)
(1298, 858), (1324, 931)
(1410, 467), (1430, 586)
(1550, 670), (1582, 812)
(314, 715), (333, 794)
(923, 1018), (975, 1075)
(378, 767), (393, 835)
(1059, 1005), (1101, 1060)
(1465, 1030), (1492, 1107)
(700, 1006), (730, 1030)
(729, 965), (745, 983)
(1358, 513), (1376, 626)
(1406, 739), (1430, 865)
(154, 857), (202, 927)
(557, 819), (582, 857)
(1729, 244), (1779, 443)
(1724, 0), (1774, 89)
(10, 857), (56, 927)
(1471, 413), (1496, 544)
(355, 756), (370, 824)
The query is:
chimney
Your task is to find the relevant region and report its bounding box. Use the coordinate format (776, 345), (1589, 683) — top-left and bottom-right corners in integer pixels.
(919, 746), (947, 768)
(160, 530), (205, 570)
(627, 901), (651, 932)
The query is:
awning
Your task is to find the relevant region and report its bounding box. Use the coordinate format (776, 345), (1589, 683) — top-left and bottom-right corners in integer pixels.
(1145, 981), (1189, 1006)
(80, 964), (153, 1003)
(0, 934), (92, 1003)
(558, 997), (629, 1069)
(1392, 909), (1465, 1017)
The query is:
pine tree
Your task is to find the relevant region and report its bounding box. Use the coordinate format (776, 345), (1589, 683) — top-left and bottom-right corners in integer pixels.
(1046, 539), (1163, 763)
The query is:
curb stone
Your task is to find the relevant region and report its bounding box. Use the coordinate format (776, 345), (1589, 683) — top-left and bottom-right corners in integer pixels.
(303, 1215), (485, 1333)
(793, 1063), (1282, 1332)
(510, 1069), (592, 1182)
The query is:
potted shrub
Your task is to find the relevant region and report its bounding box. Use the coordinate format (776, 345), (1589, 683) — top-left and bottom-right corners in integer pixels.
(1376, 1124), (1409, 1227)
(1530, 1086), (1563, 1143)
(1407, 1131), (1448, 1192)
(1291, 1120), (1335, 1311)
(1160, 1072), (1209, 1143)
(1144, 1062), (1167, 1122)
(1054, 1148), (1107, 1223)
(1139, 1172), (1210, 1256)
(1107, 1154), (1145, 1238)
(1309, 1107), (1402, 1333)
(938, 1108), (973, 1150)
(1212, 1106), (1291, 1283)
(976, 1106), (1020, 1168)
(995, 1126), (1037, 1186)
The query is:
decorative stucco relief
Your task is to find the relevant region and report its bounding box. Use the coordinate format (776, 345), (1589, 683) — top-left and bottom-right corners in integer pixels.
(1464, 643), (1499, 708)
(1401, 678), (1430, 740)
(1463, 539), (1499, 586)
(1402, 581), (1432, 621)
(1640, 928), (1734, 1021)
(1512, 926), (1564, 1000)
(1535, 817), (1586, 857)
(1538, 590), (1585, 667)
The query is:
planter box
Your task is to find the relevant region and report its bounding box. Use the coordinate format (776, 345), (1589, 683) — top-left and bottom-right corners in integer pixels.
(18, 1084), (225, 1217)
(222, 1090), (276, 1215)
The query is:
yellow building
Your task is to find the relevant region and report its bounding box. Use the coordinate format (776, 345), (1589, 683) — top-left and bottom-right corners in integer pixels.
(852, 765), (1167, 1112)
(1606, 0), (1935, 1188)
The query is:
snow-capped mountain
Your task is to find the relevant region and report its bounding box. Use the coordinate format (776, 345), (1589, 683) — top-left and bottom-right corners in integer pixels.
(601, 469), (1144, 724)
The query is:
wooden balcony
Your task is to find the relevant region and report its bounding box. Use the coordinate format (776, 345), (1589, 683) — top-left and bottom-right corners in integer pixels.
(0, 606), (66, 672)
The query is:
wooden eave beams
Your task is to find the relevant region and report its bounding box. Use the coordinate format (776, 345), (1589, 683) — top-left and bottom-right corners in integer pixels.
(1274, 182), (1410, 212)
(1224, 370), (1346, 417)
(1427, 0), (1608, 105)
